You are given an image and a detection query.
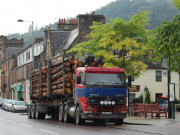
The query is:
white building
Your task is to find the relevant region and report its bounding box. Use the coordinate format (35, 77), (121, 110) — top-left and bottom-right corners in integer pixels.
(130, 62), (180, 103)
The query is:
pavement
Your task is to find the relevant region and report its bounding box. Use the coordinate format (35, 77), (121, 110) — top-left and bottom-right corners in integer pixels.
(124, 112), (180, 126)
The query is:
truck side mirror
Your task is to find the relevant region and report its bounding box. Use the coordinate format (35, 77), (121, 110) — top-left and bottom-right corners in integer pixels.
(77, 75), (81, 84)
(128, 75), (131, 87)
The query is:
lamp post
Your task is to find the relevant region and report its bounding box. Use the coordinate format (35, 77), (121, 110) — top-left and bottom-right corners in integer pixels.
(114, 48), (131, 116)
(17, 19), (34, 71)
(168, 55), (172, 118)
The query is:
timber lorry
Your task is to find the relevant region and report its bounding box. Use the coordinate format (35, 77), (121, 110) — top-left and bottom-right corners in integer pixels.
(27, 54), (131, 125)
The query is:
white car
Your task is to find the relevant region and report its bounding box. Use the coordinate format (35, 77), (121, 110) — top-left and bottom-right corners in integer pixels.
(6, 100), (15, 111)
(11, 101), (27, 113)
(2, 99), (9, 110)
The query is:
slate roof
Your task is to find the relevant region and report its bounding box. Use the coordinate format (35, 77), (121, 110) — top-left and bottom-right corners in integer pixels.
(146, 62), (168, 69)
(50, 31), (71, 56)
(63, 28), (78, 50)
(8, 47), (23, 57)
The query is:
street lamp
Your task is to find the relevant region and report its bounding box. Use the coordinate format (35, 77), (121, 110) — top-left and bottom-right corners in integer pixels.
(17, 19), (34, 71)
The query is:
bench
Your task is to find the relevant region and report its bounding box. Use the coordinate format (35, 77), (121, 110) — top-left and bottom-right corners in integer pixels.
(130, 103), (144, 117)
(144, 104), (167, 118)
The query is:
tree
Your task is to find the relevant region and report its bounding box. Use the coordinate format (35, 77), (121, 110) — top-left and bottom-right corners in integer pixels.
(150, 14), (180, 74)
(172, 0), (180, 9)
(67, 11), (152, 78)
(145, 90), (151, 104)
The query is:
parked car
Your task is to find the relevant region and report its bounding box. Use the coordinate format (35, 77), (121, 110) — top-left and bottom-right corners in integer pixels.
(6, 100), (15, 111)
(2, 99), (9, 110)
(0, 98), (5, 107)
(11, 101), (27, 113)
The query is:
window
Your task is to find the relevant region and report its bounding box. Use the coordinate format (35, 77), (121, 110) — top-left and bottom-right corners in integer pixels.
(23, 54), (25, 62)
(19, 57), (21, 65)
(80, 72), (84, 85)
(156, 71), (162, 82)
(26, 51), (30, 60)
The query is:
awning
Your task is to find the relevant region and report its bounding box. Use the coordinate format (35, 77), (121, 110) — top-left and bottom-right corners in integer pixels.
(14, 85), (22, 92)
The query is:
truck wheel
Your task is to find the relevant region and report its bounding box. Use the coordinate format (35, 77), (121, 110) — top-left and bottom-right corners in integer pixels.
(27, 105), (31, 118)
(31, 104), (35, 119)
(114, 118), (123, 125)
(63, 106), (70, 123)
(59, 106), (63, 122)
(76, 106), (85, 125)
(40, 114), (46, 119)
(35, 105), (40, 119)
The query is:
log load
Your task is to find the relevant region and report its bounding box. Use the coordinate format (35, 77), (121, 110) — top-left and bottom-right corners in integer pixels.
(42, 88), (47, 92)
(42, 92), (47, 97)
(51, 71), (63, 81)
(65, 72), (73, 79)
(64, 67), (71, 72)
(32, 90), (39, 94)
(42, 82), (47, 87)
(70, 58), (74, 64)
(51, 65), (63, 75)
(32, 94), (39, 98)
(51, 60), (63, 68)
(51, 89), (63, 96)
(65, 82), (71, 87)
(51, 88), (72, 96)
(32, 84), (39, 88)
(51, 80), (63, 86)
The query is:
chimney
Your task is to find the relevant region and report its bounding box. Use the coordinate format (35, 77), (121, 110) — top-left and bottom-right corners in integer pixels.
(57, 18), (78, 31)
(34, 37), (44, 44)
(77, 14), (105, 39)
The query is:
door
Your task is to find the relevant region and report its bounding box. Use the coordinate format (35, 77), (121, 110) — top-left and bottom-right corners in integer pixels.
(155, 93), (162, 102)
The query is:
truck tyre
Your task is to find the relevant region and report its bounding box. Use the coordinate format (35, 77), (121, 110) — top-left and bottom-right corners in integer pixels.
(31, 104), (35, 119)
(40, 114), (46, 119)
(114, 118), (123, 125)
(63, 106), (70, 123)
(59, 106), (63, 122)
(27, 105), (31, 118)
(35, 105), (40, 119)
(75, 106), (85, 125)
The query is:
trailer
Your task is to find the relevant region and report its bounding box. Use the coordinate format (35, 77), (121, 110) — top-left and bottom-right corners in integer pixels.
(27, 53), (131, 125)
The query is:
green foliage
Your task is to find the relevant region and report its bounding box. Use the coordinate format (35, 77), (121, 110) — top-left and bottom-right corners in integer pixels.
(68, 11), (153, 78)
(7, 23), (56, 48)
(150, 14), (180, 74)
(172, 0), (180, 9)
(145, 90), (151, 104)
(95, 0), (179, 30)
(138, 93), (144, 103)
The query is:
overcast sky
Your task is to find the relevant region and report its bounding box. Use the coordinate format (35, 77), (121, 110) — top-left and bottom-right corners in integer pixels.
(0, 0), (116, 36)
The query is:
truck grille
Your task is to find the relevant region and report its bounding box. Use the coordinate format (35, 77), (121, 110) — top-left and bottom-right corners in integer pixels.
(98, 106), (116, 112)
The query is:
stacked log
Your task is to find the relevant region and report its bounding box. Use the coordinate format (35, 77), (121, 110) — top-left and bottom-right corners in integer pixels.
(32, 69), (40, 99)
(31, 66), (48, 98)
(41, 66), (48, 97)
(50, 57), (84, 96)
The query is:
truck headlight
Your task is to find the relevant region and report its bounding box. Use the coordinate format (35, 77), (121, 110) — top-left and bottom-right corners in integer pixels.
(100, 101), (104, 105)
(104, 101), (108, 105)
(107, 101), (112, 105)
(112, 101), (115, 105)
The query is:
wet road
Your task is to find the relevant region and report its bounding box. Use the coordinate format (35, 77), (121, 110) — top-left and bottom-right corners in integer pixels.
(0, 108), (179, 135)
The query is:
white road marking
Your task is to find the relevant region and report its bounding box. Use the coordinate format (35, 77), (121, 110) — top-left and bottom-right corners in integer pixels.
(20, 123), (32, 128)
(39, 129), (58, 135)
(7, 120), (16, 123)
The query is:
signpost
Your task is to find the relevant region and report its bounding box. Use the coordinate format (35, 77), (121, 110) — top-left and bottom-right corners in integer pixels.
(170, 83), (175, 119)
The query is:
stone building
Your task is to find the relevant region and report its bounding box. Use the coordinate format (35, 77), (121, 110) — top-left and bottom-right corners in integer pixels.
(11, 37), (44, 102)
(0, 36), (24, 98)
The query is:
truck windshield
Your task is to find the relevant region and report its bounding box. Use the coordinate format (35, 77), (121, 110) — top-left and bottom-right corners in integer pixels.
(85, 73), (126, 88)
